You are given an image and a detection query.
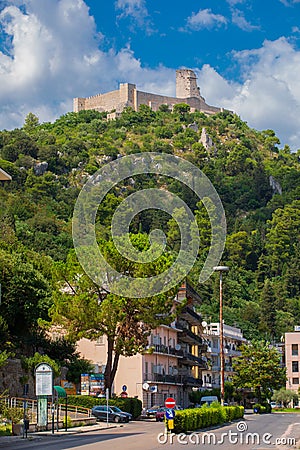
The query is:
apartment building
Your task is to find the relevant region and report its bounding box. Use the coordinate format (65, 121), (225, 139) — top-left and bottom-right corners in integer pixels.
(76, 281), (207, 408)
(201, 323), (246, 389)
(285, 328), (300, 392)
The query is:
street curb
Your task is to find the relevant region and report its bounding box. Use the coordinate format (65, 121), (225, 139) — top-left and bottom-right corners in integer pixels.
(0, 424), (119, 445)
(30, 424), (119, 436)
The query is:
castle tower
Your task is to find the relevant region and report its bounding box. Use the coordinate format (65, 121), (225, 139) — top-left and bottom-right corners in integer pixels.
(176, 69), (201, 99)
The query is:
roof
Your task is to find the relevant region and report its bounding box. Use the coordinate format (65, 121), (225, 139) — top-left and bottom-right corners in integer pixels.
(0, 168), (12, 181)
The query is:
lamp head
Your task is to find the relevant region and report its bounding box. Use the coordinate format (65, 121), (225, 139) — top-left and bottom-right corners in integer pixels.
(213, 266), (229, 272)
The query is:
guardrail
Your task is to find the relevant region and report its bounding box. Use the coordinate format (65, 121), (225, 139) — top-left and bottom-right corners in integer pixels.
(3, 397), (92, 421)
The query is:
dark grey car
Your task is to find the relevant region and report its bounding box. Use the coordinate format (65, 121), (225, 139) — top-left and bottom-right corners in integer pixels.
(91, 405), (128, 423)
(110, 405), (132, 421)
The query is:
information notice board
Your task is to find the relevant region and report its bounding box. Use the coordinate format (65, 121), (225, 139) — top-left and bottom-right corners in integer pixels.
(35, 363), (53, 396)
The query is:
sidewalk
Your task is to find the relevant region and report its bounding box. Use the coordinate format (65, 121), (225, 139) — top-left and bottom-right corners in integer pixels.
(0, 422), (119, 447)
(32, 422), (118, 436)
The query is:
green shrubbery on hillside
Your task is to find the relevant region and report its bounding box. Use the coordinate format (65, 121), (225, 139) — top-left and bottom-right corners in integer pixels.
(0, 106), (299, 380)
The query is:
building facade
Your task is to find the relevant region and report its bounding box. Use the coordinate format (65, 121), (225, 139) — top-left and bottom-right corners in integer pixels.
(201, 323), (246, 389)
(285, 329), (300, 392)
(76, 281), (207, 408)
(73, 69), (222, 117)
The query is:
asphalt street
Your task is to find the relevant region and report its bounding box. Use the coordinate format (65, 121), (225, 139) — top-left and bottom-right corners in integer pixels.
(0, 412), (299, 450)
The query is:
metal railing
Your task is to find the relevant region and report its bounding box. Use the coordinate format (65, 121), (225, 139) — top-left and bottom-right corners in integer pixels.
(4, 397), (92, 422)
(152, 344), (184, 357)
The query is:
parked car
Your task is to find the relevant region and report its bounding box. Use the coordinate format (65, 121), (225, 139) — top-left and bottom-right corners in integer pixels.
(110, 405), (132, 421)
(91, 405), (129, 423)
(174, 405), (183, 410)
(200, 396), (219, 406)
(270, 402), (281, 409)
(155, 407), (167, 422)
(146, 405), (163, 417)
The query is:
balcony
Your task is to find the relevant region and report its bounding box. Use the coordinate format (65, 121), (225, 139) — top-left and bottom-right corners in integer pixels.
(206, 346), (219, 355)
(182, 375), (203, 386)
(143, 373), (183, 385)
(151, 344), (183, 357)
(176, 323), (203, 345)
(174, 280), (202, 304)
(202, 382), (219, 389)
(181, 306), (202, 326)
(182, 352), (208, 368)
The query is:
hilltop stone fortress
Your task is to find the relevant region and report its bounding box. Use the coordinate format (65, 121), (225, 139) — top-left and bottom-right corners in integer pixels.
(73, 69), (222, 117)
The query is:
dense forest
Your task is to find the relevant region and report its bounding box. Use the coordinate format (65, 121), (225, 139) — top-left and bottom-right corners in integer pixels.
(0, 104), (299, 374)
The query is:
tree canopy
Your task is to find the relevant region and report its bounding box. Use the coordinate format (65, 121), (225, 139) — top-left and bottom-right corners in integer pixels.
(232, 340), (286, 400)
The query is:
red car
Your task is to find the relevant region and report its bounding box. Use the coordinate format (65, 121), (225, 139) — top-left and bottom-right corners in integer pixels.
(155, 407), (168, 422)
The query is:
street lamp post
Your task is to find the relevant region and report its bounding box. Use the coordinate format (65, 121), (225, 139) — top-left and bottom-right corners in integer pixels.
(213, 266), (229, 406)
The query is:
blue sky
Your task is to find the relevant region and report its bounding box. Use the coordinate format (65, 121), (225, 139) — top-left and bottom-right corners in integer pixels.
(1, 0), (300, 149)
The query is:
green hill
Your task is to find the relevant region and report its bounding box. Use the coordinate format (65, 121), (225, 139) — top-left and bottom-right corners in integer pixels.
(0, 105), (299, 359)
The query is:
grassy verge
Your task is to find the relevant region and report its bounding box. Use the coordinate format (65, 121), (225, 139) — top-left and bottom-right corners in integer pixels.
(272, 408), (300, 413)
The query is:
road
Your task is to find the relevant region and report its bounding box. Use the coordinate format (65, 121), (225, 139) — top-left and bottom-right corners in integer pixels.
(0, 412), (299, 450)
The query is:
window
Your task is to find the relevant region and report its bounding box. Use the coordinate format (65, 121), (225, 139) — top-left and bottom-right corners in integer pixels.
(145, 362), (148, 377)
(292, 344), (298, 356)
(292, 361), (299, 372)
(292, 378), (299, 384)
(96, 336), (104, 345)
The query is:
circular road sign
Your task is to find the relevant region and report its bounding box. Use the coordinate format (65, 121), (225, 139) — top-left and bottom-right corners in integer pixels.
(165, 397), (176, 409)
(166, 409), (175, 420)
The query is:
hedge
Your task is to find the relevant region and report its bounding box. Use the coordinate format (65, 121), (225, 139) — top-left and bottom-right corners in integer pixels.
(59, 395), (142, 419)
(173, 405), (244, 434)
(253, 403), (271, 414)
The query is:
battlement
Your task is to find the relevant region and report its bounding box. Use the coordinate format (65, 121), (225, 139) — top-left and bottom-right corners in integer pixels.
(73, 69), (221, 115)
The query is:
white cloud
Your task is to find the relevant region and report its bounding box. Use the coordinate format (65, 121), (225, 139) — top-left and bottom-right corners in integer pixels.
(280, 0), (300, 5)
(231, 9), (260, 31)
(115, 0), (152, 31)
(292, 26), (300, 33)
(0, 0), (171, 129)
(185, 9), (227, 31)
(226, 0), (245, 5)
(197, 37), (300, 150)
(115, 0), (147, 18)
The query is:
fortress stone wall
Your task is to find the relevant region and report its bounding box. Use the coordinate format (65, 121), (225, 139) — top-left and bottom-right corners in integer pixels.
(73, 69), (222, 116)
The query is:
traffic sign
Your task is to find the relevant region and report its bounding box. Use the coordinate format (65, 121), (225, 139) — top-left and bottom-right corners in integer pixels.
(165, 397), (176, 408)
(168, 419), (174, 430)
(165, 409), (175, 420)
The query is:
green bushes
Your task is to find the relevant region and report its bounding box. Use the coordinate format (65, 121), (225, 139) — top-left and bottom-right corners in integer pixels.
(173, 405), (244, 433)
(62, 395), (142, 419)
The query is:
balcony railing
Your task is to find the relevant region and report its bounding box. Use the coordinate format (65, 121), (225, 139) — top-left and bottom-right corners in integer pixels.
(182, 375), (203, 386)
(181, 306), (202, 325)
(151, 344), (183, 357)
(176, 322), (203, 345)
(143, 373), (202, 386)
(202, 382), (219, 389)
(182, 352), (208, 368)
